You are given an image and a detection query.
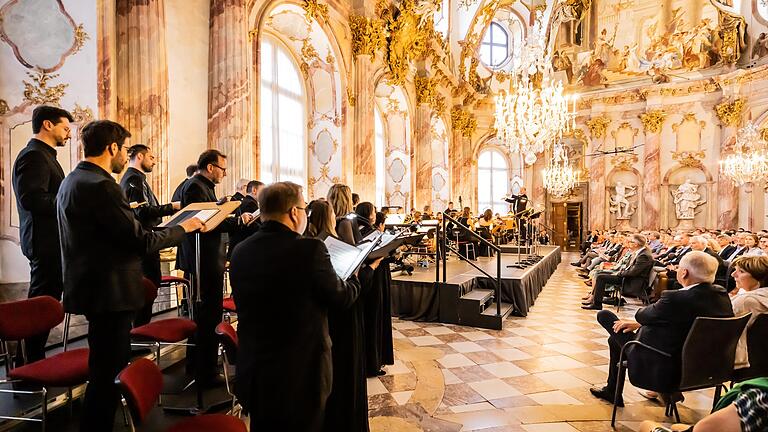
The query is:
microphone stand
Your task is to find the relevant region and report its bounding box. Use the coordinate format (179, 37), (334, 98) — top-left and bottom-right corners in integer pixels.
(507, 208), (531, 269)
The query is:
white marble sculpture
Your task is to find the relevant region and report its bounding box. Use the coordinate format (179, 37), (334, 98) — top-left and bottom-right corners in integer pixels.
(609, 181), (637, 219)
(672, 179), (705, 220)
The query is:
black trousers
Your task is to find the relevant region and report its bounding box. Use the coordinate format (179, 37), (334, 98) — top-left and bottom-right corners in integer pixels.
(17, 253), (63, 366)
(591, 273), (622, 307)
(81, 311), (134, 432)
(597, 310), (636, 393)
(135, 252), (162, 327)
(184, 270), (223, 383)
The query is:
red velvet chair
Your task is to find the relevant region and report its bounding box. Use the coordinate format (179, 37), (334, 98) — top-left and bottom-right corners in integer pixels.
(222, 297), (236, 323)
(116, 358), (246, 432)
(0, 296), (89, 431)
(130, 278), (196, 368)
(215, 322), (239, 412)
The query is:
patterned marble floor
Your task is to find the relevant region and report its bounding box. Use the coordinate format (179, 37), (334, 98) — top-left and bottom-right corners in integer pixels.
(367, 252), (713, 432)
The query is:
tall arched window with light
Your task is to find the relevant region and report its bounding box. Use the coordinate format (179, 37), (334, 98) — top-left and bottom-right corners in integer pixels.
(478, 149), (509, 215)
(374, 106), (386, 209)
(480, 22), (509, 68)
(260, 35), (306, 187)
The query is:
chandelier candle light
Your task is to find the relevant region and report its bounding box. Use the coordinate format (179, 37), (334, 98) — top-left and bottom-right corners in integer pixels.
(719, 121), (768, 186)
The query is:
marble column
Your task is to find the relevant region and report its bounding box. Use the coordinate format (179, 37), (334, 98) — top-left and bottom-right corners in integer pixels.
(531, 155), (546, 211)
(115, 0), (170, 201)
(413, 104), (432, 210)
(639, 109), (666, 230)
(450, 131), (471, 210)
(588, 140), (606, 230)
(208, 0), (251, 195)
(352, 55), (376, 201)
(717, 125), (739, 229)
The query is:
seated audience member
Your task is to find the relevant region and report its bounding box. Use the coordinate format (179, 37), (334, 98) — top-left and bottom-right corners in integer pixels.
(724, 233), (748, 264)
(306, 200), (337, 241)
(691, 235), (727, 288)
(760, 235), (768, 255)
(743, 233), (765, 257)
(656, 234), (691, 267)
(647, 232), (664, 255)
(582, 234), (653, 310)
(717, 234), (734, 259)
(729, 256), (768, 369)
(229, 182), (361, 430)
(574, 234), (623, 270)
(639, 383), (768, 432)
(589, 251), (734, 406)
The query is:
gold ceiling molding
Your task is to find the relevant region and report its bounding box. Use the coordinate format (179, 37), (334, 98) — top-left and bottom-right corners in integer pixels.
(346, 88), (356, 107)
(611, 154), (638, 171)
(73, 23), (89, 53)
(300, 39), (320, 78)
(23, 70), (68, 106)
(712, 2), (747, 65)
(414, 75), (436, 105)
(671, 112), (707, 133)
(639, 110), (667, 133)
(610, 122), (638, 140)
(714, 98), (745, 127)
(432, 93), (446, 117)
(586, 116), (611, 139)
(672, 150), (706, 167)
(0, 99), (8, 116)
(302, 0), (329, 24)
(458, 0), (501, 80)
(349, 15), (386, 57)
(450, 107), (476, 138)
(383, 0), (435, 86)
(71, 103), (93, 123)
(761, 128), (768, 142)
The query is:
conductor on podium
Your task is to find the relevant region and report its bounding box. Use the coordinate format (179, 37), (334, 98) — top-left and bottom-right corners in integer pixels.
(505, 187), (529, 240)
(57, 120), (203, 431)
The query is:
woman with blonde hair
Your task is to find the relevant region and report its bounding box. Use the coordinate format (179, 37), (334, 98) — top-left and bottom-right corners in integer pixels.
(730, 256), (768, 369)
(327, 183), (360, 246)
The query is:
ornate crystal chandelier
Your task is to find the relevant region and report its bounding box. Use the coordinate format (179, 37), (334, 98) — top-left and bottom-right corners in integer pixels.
(494, 11), (571, 165)
(719, 121), (768, 186)
(542, 141), (578, 198)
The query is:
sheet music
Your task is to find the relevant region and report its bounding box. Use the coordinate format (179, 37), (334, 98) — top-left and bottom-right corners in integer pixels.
(194, 209), (219, 223)
(384, 214), (406, 225)
(164, 208), (220, 227)
(325, 236), (379, 279)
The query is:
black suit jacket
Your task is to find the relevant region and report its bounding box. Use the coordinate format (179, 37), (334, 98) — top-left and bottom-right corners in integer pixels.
(229, 221), (360, 428)
(628, 282), (734, 392)
(719, 244), (736, 259)
(617, 247), (654, 295)
(177, 174), (235, 276)
(12, 139), (65, 259)
(667, 246), (692, 265)
(57, 162), (185, 314)
(119, 167), (175, 229)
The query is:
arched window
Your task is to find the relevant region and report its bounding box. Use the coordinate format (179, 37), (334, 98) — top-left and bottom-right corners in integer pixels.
(259, 35), (306, 187)
(374, 106), (386, 209)
(478, 149), (509, 215)
(480, 22), (508, 68)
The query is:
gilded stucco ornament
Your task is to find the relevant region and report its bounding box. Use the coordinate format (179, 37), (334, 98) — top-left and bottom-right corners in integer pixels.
(73, 23), (89, 53)
(414, 75), (436, 105)
(611, 154), (638, 171)
(384, 0), (436, 86)
(71, 103), (93, 123)
(302, 0), (329, 24)
(349, 15), (386, 57)
(713, 2), (747, 65)
(586, 116), (611, 139)
(0, 99), (9, 116)
(450, 107), (476, 138)
(639, 110), (667, 133)
(714, 98), (745, 127)
(23, 70), (68, 106)
(300, 39), (320, 78)
(672, 150), (706, 167)
(431, 93), (445, 117)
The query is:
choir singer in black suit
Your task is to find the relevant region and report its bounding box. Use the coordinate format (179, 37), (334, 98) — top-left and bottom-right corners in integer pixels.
(120, 144), (180, 326)
(57, 120), (202, 431)
(229, 182), (361, 430)
(177, 149), (242, 386)
(11, 105), (72, 365)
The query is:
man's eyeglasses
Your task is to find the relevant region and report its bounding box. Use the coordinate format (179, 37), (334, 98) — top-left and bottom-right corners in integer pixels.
(295, 206), (312, 217)
(211, 164), (227, 173)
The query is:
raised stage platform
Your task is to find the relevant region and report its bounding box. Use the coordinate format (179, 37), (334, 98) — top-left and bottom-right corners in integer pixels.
(391, 246), (561, 328)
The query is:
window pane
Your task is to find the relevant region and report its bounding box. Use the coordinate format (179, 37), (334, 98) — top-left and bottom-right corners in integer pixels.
(479, 45), (492, 68)
(491, 151), (506, 169)
(492, 46), (507, 66)
(478, 169), (491, 203)
(478, 151), (492, 168)
(261, 39), (273, 83)
(278, 49), (303, 96)
(492, 23), (507, 44)
(492, 170), (507, 198)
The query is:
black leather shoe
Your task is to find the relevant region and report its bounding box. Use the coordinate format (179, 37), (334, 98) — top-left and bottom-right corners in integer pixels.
(570, 262), (581, 267)
(590, 386), (624, 407)
(581, 304), (602, 310)
(578, 274), (590, 279)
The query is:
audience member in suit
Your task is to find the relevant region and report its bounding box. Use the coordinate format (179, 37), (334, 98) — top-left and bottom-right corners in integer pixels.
(177, 149), (241, 387)
(229, 182), (360, 430)
(324, 184), (372, 432)
(228, 180), (263, 259)
(589, 251), (734, 406)
(582, 234), (654, 310)
(356, 202), (395, 378)
(692, 236), (727, 287)
(57, 120), (202, 431)
(119, 144), (180, 327)
(11, 105), (72, 365)
(718, 234), (736, 260)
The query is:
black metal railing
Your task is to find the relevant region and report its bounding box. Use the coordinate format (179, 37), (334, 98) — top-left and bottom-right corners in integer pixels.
(439, 213), (503, 317)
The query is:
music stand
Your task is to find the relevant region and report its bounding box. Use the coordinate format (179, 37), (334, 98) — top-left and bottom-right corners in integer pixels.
(157, 200), (240, 413)
(507, 208), (532, 269)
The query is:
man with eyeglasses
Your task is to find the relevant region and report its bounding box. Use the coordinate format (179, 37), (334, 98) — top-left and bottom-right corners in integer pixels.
(229, 181), (360, 430)
(177, 149), (241, 387)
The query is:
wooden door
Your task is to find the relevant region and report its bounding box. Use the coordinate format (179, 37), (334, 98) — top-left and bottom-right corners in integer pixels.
(552, 203), (568, 248)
